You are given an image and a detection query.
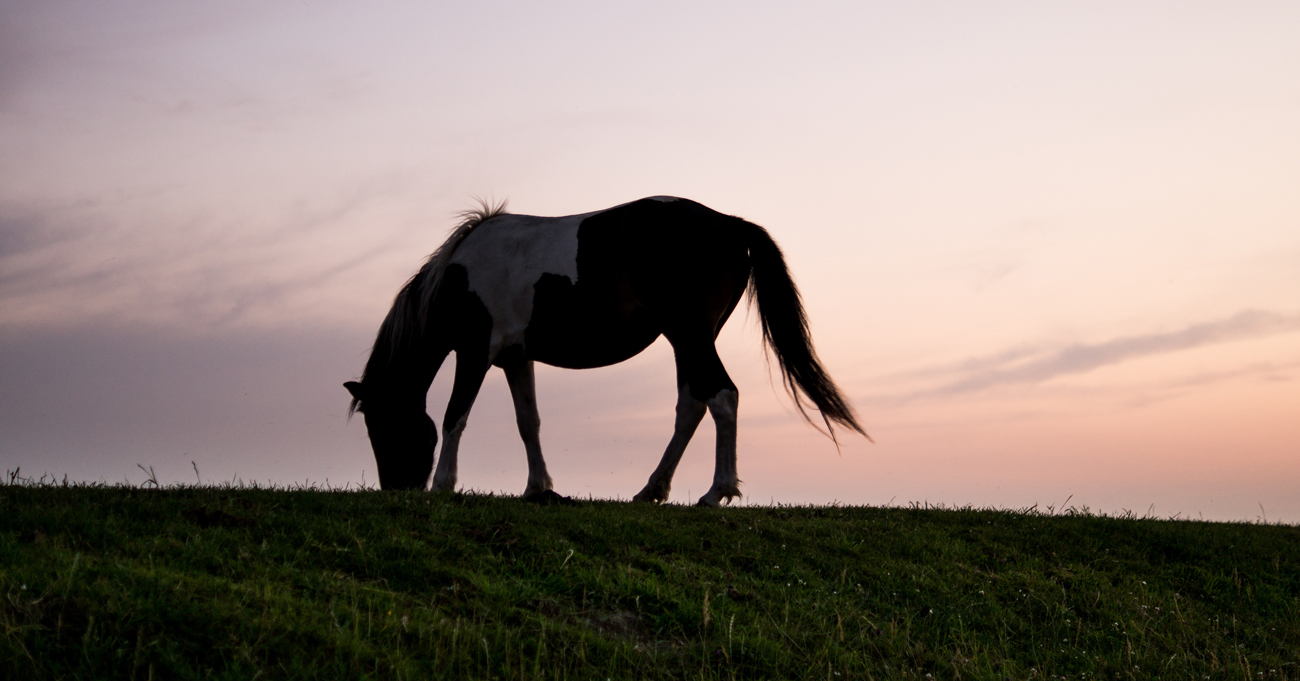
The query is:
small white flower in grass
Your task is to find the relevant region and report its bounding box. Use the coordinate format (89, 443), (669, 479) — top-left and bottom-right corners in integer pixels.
(21, 584), (26, 590)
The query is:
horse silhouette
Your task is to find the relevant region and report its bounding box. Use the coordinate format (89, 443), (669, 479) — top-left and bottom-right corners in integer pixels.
(345, 197), (865, 506)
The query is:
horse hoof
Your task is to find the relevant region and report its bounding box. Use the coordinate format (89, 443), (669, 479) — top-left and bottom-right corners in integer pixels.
(523, 489), (577, 506)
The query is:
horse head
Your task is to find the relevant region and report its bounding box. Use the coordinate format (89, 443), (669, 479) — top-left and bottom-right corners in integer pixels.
(344, 381), (437, 490)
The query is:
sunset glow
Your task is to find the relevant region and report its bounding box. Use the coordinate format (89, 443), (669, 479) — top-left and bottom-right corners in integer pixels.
(2, 1), (1297, 520)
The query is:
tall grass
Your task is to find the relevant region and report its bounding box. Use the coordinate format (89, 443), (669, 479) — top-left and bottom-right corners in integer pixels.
(2, 479), (1297, 679)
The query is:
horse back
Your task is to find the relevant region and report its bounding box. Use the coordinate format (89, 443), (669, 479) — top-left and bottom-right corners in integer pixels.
(448, 197), (752, 368)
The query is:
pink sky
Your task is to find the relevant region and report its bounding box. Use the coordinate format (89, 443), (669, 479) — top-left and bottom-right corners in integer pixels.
(2, 1), (1297, 521)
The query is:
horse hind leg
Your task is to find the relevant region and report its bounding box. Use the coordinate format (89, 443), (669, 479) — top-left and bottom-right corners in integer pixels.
(500, 351), (554, 497)
(635, 333), (741, 506)
(633, 382), (708, 503)
(697, 386), (741, 507)
(682, 337), (742, 507)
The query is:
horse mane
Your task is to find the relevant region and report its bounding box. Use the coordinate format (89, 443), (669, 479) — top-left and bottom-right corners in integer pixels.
(349, 198), (509, 415)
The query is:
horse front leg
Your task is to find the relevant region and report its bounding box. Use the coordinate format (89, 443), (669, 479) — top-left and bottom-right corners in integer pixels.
(500, 352), (553, 497)
(430, 351), (489, 494)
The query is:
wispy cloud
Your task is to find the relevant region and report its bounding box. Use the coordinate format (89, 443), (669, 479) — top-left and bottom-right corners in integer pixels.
(0, 175), (439, 334)
(942, 310), (1300, 394)
(1115, 359), (1300, 409)
(864, 310), (1300, 404)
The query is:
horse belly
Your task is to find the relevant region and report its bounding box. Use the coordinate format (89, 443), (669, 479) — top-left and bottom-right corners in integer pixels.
(524, 272), (660, 369)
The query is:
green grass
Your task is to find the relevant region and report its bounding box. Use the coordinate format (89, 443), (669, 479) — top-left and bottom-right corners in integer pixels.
(2, 483), (1298, 680)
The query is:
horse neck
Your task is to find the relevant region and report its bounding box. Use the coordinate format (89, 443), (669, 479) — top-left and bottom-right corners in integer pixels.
(363, 334), (449, 407)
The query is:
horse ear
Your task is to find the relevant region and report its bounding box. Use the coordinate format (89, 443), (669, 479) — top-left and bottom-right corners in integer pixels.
(344, 381), (366, 401)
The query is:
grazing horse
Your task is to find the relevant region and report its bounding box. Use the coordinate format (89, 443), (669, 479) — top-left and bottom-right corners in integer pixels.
(345, 196), (865, 506)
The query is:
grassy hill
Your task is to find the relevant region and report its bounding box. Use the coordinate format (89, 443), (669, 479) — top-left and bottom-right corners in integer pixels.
(2, 483), (1297, 679)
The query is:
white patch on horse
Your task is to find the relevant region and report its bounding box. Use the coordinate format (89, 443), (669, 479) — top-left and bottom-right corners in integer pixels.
(449, 212), (591, 361)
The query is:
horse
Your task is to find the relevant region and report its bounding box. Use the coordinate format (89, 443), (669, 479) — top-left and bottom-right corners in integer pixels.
(344, 196), (866, 506)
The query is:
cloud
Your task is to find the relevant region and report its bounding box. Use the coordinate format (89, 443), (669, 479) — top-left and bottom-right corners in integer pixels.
(1116, 360), (1299, 409)
(0, 170), (444, 334)
(863, 309), (1300, 404)
(0, 200), (106, 295)
(941, 310), (1300, 394)
(0, 209), (52, 258)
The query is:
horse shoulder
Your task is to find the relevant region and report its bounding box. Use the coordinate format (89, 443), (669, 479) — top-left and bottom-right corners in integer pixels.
(448, 213), (588, 357)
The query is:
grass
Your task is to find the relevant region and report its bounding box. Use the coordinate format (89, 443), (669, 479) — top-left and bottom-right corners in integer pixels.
(2, 481), (1298, 680)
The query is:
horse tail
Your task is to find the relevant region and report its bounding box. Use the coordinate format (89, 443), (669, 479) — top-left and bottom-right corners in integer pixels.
(743, 221), (870, 443)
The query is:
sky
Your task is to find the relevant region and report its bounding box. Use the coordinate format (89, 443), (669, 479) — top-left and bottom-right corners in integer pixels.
(2, 1), (1298, 521)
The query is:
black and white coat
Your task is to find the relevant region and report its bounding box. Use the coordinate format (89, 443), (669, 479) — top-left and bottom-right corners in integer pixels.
(346, 196), (864, 506)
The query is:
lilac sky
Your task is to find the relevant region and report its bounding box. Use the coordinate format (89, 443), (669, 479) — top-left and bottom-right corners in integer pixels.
(2, 1), (1298, 521)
